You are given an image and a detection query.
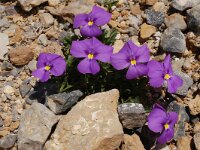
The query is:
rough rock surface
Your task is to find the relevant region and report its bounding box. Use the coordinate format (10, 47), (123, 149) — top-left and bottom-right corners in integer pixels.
(177, 135), (192, 150)
(122, 134), (145, 150)
(160, 28), (186, 53)
(172, 0), (200, 11)
(194, 132), (200, 150)
(188, 94), (200, 115)
(0, 134), (17, 149)
(145, 8), (165, 26)
(140, 23), (156, 39)
(47, 90), (83, 114)
(18, 0), (48, 11)
(18, 103), (59, 150)
(45, 89), (123, 150)
(118, 103), (146, 129)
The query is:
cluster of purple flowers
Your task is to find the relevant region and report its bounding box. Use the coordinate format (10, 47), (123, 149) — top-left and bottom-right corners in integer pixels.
(31, 5), (181, 145)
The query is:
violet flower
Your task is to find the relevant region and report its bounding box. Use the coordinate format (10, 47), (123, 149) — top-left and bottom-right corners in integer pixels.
(110, 40), (150, 79)
(32, 53), (66, 82)
(73, 6), (111, 37)
(70, 37), (113, 74)
(147, 54), (183, 93)
(148, 104), (178, 144)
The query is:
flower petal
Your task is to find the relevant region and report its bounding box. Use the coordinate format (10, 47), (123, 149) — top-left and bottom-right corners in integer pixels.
(135, 64), (148, 76)
(120, 40), (136, 57)
(50, 57), (66, 76)
(168, 112), (178, 126)
(135, 44), (150, 63)
(77, 58), (100, 74)
(167, 75), (183, 93)
(32, 68), (50, 82)
(148, 104), (167, 133)
(126, 65), (139, 79)
(111, 53), (130, 70)
(37, 53), (48, 68)
(89, 6), (111, 26)
(73, 14), (88, 28)
(157, 128), (174, 144)
(149, 77), (164, 88)
(80, 24), (102, 37)
(163, 54), (173, 74)
(148, 60), (164, 78)
(70, 40), (89, 58)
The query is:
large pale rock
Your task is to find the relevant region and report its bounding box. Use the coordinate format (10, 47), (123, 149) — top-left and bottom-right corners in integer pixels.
(172, 0), (200, 11)
(18, 0), (48, 11)
(177, 136), (192, 150)
(45, 89), (123, 150)
(0, 33), (9, 60)
(18, 103), (59, 150)
(140, 23), (156, 39)
(122, 134), (145, 150)
(194, 132), (200, 150)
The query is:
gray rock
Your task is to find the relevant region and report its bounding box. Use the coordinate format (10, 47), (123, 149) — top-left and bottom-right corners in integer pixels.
(194, 132), (200, 150)
(0, 17), (10, 28)
(38, 34), (48, 46)
(0, 117), (3, 127)
(168, 102), (189, 139)
(172, 0), (200, 11)
(0, 134), (17, 149)
(174, 71), (193, 96)
(160, 28), (186, 53)
(19, 84), (32, 98)
(118, 103), (146, 129)
(18, 103), (59, 150)
(27, 59), (37, 72)
(145, 9), (165, 26)
(187, 4), (200, 33)
(1, 61), (13, 71)
(47, 90), (83, 114)
(0, 44), (8, 60)
(0, 33), (9, 46)
(39, 13), (54, 28)
(0, 5), (5, 13)
(18, 0), (48, 11)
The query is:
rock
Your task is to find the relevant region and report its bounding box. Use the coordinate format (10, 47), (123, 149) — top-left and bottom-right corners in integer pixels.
(172, 0), (200, 11)
(27, 59), (37, 72)
(45, 89), (123, 150)
(165, 13), (187, 30)
(187, 4), (200, 33)
(0, 33), (9, 46)
(18, 103), (59, 150)
(194, 122), (200, 133)
(140, 23), (156, 39)
(145, 0), (158, 5)
(177, 136), (192, 150)
(118, 103), (146, 129)
(145, 8), (165, 26)
(172, 58), (185, 72)
(130, 4), (142, 15)
(160, 28), (186, 53)
(19, 84), (32, 98)
(153, 2), (166, 12)
(122, 134), (145, 150)
(39, 13), (54, 28)
(0, 117), (3, 127)
(174, 71), (193, 96)
(8, 46), (34, 66)
(38, 34), (48, 46)
(0, 17), (10, 28)
(47, 90), (83, 114)
(113, 40), (124, 53)
(18, 0), (48, 11)
(167, 101), (189, 139)
(48, 0), (60, 6)
(1, 61), (13, 71)
(3, 85), (15, 94)
(188, 95), (200, 115)
(194, 132), (200, 150)
(0, 134), (17, 149)
(0, 44), (8, 60)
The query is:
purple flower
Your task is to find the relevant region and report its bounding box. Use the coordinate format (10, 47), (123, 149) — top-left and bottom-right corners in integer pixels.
(148, 55), (183, 93)
(70, 37), (113, 74)
(73, 6), (111, 37)
(148, 104), (178, 144)
(110, 40), (150, 79)
(32, 53), (66, 82)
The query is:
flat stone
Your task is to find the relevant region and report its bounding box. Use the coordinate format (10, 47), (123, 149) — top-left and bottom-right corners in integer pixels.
(48, 0), (60, 6)
(165, 13), (187, 30)
(194, 132), (200, 150)
(0, 33), (9, 46)
(0, 44), (8, 60)
(177, 136), (192, 150)
(187, 4), (200, 33)
(38, 34), (48, 46)
(140, 23), (156, 39)
(47, 90), (83, 114)
(118, 103), (146, 129)
(18, 103), (59, 150)
(188, 95), (200, 115)
(122, 134), (145, 150)
(8, 46), (34, 66)
(167, 101), (189, 139)
(19, 84), (32, 98)
(172, 0), (200, 11)
(145, 8), (165, 26)
(160, 28), (186, 53)
(39, 13), (54, 28)
(113, 40), (124, 53)
(18, 0), (48, 11)
(1, 61), (13, 71)
(3, 85), (15, 94)
(0, 117), (3, 127)
(45, 89), (123, 150)
(0, 17), (10, 28)
(0, 134), (17, 149)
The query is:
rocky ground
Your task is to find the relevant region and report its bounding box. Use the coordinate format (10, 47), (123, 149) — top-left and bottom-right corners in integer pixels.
(0, 0), (200, 150)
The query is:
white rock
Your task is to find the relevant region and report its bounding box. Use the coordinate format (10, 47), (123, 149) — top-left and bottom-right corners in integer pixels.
(3, 85), (15, 94)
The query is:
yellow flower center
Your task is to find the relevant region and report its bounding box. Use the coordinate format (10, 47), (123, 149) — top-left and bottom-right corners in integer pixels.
(131, 59), (137, 65)
(88, 53), (94, 59)
(88, 21), (93, 26)
(164, 74), (171, 80)
(45, 65), (51, 71)
(164, 123), (169, 130)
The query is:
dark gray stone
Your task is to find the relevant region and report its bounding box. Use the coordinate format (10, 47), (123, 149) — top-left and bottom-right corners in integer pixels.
(160, 28), (186, 53)
(172, 0), (200, 11)
(168, 101), (189, 139)
(0, 134), (17, 149)
(187, 4), (200, 33)
(145, 9), (165, 26)
(1, 61), (13, 71)
(118, 103), (146, 129)
(47, 90), (83, 114)
(174, 71), (193, 96)
(19, 84), (32, 98)
(0, 117), (3, 127)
